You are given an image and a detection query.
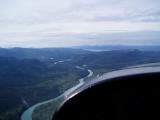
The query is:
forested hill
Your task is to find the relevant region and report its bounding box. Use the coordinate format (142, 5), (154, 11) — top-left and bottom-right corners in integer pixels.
(0, 48), (89, 60)
(71, 50), (160, 71)
(1, 48), (160, 120)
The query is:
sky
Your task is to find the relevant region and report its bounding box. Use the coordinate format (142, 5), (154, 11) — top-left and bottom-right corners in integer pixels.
(0, 0), (160, 47)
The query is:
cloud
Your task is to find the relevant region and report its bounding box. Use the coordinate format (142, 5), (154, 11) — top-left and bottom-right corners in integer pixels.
(89, 9), (160, 22)
(0, 0), (160, 47)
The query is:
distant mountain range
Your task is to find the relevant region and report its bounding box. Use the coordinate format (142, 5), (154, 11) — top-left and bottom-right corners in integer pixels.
(0, 48), (89, 59)
(75, 45), (160, 51)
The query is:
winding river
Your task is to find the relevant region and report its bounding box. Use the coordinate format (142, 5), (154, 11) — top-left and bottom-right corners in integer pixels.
(21, 65), (93, 120)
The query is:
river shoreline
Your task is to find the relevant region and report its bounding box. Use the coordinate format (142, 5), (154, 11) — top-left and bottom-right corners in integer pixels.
(21, 66), (93, 120)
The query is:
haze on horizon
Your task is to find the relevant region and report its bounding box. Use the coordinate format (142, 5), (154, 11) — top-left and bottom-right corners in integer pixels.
(0, 0), (160, 48)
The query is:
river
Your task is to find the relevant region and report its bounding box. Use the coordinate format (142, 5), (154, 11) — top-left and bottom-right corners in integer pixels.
(21, 66), (93, 120)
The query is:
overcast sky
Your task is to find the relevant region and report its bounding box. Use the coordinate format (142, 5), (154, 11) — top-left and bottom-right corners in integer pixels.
(0, 0), (160, 47)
